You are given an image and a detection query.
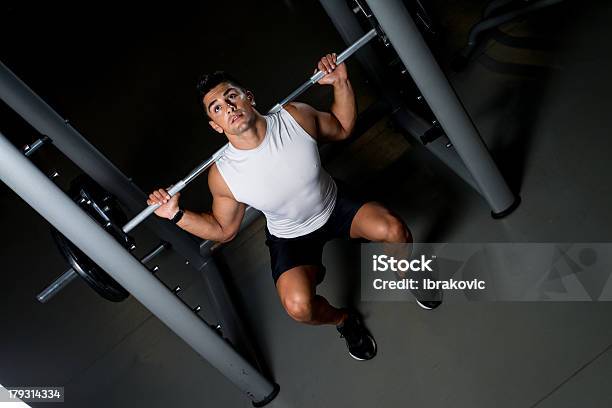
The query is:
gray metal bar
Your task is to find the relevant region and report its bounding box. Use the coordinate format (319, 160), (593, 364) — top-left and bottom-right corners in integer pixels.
(0, 131), (277, 404)
(391, 109), (481, 193)
(121, 149), (223, 233)
(140, 241), (170, 263)
(37, 241), (171, 303)
(123, 28), (378, 233)
(269, 28), (377, 114)
(319, 0), (482, 194)
(23, 136), (50, 157)
(0, 61), (255, 359)
(365, 0), (517, 214)
(36, 268), (77, 303)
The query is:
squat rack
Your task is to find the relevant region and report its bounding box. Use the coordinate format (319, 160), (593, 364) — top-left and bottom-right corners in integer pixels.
(0, 0), (519, 405)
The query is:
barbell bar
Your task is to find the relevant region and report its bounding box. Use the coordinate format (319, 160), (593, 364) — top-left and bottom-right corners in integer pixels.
(37, 240), (170, 303)
(122, 28), (378, 233)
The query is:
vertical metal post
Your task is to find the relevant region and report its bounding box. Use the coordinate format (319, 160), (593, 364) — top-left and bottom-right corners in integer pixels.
(319, 0), (483, 195)
(365, 0), (519, 217)
(0, 61), (260, 356)
(0, 131), (279, 405)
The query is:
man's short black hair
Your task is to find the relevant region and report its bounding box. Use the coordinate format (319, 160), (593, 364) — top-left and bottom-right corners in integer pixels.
(196, 71), (246, 115)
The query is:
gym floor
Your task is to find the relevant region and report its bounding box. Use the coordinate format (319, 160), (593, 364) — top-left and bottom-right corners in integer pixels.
(1, 1), (611, 407)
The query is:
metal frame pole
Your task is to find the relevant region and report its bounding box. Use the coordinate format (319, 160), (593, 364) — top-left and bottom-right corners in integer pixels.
(365, 0), (519, 217)
(0, 61), (256, 358)
(318, 0), (483, 195)
(0, 131), (278, 405)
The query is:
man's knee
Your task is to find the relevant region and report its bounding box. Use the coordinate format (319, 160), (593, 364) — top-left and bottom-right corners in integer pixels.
(282, 293), (314, 323)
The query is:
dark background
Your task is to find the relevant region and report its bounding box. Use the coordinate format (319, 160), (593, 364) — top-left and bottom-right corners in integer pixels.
(3, 1), (612, 407)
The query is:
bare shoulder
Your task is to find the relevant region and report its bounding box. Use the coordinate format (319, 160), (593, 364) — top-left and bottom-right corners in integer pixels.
(208, 163), (235, 200)
(284, 102), (318, 138)
(285, 102), (318, 121)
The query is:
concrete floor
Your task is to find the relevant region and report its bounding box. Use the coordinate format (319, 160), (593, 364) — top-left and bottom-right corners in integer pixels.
(1, 1), (611, 407)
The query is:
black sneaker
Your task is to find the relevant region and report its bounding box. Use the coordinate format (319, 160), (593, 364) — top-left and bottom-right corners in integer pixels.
(336, 310), (377, 361)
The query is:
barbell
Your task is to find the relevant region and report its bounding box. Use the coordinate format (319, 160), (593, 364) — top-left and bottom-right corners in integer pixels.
(38, 27), (380, 302)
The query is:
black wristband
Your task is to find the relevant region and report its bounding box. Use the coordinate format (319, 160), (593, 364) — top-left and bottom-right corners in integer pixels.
(170, 208), (184, 224)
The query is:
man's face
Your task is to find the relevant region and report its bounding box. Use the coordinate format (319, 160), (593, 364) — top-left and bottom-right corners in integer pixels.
(203, 82), (257, 136)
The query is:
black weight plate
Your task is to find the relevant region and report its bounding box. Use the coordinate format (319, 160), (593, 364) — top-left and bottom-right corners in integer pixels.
(50, 175), (133, 302)
(51, 228), (129, 302)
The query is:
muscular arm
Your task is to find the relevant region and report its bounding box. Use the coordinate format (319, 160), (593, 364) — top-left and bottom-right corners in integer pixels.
(285, 54), (357, 142)
(176, 164), (245, 243)
(325, 78), (357, 140)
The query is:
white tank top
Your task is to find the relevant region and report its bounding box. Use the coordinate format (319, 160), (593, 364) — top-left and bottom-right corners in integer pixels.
(215, 108), (337, 238)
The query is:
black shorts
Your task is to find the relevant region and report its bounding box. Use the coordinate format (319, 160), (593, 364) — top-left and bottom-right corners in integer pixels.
(264, 180), (367, 285)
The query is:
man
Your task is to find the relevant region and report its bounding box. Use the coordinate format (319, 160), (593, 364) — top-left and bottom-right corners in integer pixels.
(148, 53), (439, 361)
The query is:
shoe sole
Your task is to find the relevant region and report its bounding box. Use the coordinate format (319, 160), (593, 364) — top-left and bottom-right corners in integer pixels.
(416, 299), (445, 310)
(416, 288), (444, 310)
(348, 334), (377, 361)
(416, 299), (434, 310)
